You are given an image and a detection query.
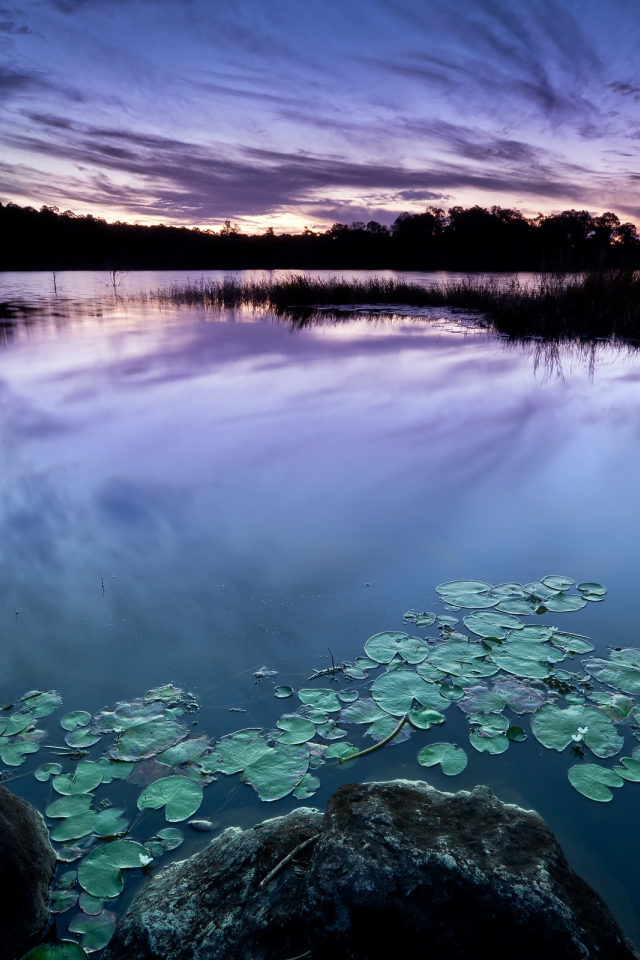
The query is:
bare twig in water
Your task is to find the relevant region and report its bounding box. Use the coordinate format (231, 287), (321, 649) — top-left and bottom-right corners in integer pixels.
(259, 833), (320, 887)
(338, 714), (408, 764)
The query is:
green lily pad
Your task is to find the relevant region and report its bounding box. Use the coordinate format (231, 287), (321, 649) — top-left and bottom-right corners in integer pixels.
(65, 729), (102, 749)
(589, 692), (635, 720)
(242, 743), (309, 801)
(439, 685), (464, 700)
(56, 871), (78, 890)
(415, 612), (436, 627)
(490, 641), (563, 679)
(469, 713), (509, 735)
(567, 764), (623, 801)
(57, 847), (83, 863)
(137, 776), (203, 822)
(325, 742), (359, 762)
(543, 593), (586, 612)
(489, 583), (525, 599)
(439, 591), (498, 609)
(20, 690), (63, 718)
(463, 611), (523, 639)
(429, 641), (499, 679)
(276, 715), (316, 745)
(366, 716), (413, 743)
(203, 730), (271, 775)
(493, 679), (547, 713)
(417, 742), (467, 775)
(416, 662), (446, 682)
(35, 762), (62, 782)
(337, 689), (359, 703)
(157, 736), (210, 766)
(339, 698), (387, 724)
(577, 582), (606, 595)
(79, 893), (103, 916)
(315, 721), (347, 740)
(495, 599), (539, 615)
(293, 773), (320, 799)
(523, 581), (559, 599)
(47, 795), (93, 817)
(19, 943), (88, 960)
(542, 575), (574, 591)
(61, 712), (91, 732)
(95, 759), (133, 783)
(613, 757), (640, 782)
(93, 808), (129, 837)
(68, 910), (117, 952)
(458, 684), (507, 715)
(372, 670), (449, 716)
(53, 762), (104, 796)
(507, 726), (527, 741)
(469, 729), (509, 754)
(408, 707), (446, 729)
(364, 632), (429, 664)
(274, 686), (294, 699)
(110, 718), (188, 762)
(0, 740), (39, 766)
(437, 580), (492, 595)
(553, 634), (595, 655)
(2, 714), (33, 737)
(145, 684), (185, 702)
(584, 649), (640, 696)
(51, 812), (96, 843)
(156, 827), (184, 850)
(92, 700), (166, 734)
(297, 689), (341, 713)
(49, 890), (78, 914)
(531, 704), (623, 758)
(77, 840), (149, 898)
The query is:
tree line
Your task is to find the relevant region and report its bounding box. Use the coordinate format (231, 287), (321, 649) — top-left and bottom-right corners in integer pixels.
(1, 201), (638, 271)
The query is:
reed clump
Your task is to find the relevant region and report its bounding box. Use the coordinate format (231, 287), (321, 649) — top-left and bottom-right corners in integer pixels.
(144, 270), (640, 341)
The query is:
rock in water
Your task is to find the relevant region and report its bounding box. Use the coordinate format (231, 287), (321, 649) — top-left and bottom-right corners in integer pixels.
(0, 784), (57, 960)
(103, 780), (638, 960)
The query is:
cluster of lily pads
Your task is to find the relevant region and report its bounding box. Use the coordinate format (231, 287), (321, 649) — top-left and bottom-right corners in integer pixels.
(7, 574), (640, 958)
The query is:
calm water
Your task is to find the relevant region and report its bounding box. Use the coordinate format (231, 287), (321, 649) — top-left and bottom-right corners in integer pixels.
(1, 271), (640, 944)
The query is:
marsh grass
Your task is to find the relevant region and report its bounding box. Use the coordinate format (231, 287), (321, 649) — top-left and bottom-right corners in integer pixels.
(143, 270), (640, 342)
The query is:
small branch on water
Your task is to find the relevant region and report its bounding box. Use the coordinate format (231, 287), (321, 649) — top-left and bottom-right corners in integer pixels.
(259, 833), (320, 888)
(338, 714), (408, 764)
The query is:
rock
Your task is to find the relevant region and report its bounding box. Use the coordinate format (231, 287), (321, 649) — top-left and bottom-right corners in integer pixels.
(103, 780), (638, 960)
(0, 783), (57, 960)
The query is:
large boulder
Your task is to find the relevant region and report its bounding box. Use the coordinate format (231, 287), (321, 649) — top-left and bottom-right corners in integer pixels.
(103, 780), (638, 960)
(0, 784), (57, 960)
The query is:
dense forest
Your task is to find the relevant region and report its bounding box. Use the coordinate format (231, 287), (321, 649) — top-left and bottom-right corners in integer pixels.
(1, 201), (639, 271)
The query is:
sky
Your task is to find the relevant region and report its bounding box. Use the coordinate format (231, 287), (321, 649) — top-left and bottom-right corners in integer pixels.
(1, 0), (640, 232)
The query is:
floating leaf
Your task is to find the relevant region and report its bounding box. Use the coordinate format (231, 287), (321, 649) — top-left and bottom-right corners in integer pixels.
(20, 690), (62, 718)
(469, 730), (509, 754)
(77, 840), (148, 898)
(51, 812), (96, 843)
(137, 776), (203, 822)
(457, 684), (507, 715)
(53, 762), (104, 796)
(429, 641), (499, 679)
(93, 808), (129, 837)
(20, 944), (88, 960)
(364, 632), (429, 664)
(372, 670), (449, 716)
(50, 890), (78, 914)
(2, 714), (33, 737)
(507, 726), (527, 742)
(79, 893), (103, 916)
(92, 700), (165, 735)
(469, 712), (509, 735)
(125, 759), (172, 786)
(144, 684), (185, 703)
(613, 757), (640, 782)
(489, 583), (525, 599)
(68, 911), (117, 953)
(337, 689), (359, 703)
(156, 827), (184, 850)
(339, 698), (387, 724)
(543, 594), (586, 613)
(35, 762), (62, 782)
(297, 689), (341, 713)
(523, 581), (559, 599)
(0, 740), (39, 766)
(57, 870), (78, 890)
(584, 649), (640, 696)
(542, 575), (574, 591)
(416, 662), (446, 682)
(492, 678), (547, 714)
(325, 742), (358, 762)
(157, 736), (210, 766)
(315, 721), (347, 740)
(65, 729), (102, 749)
(110, 718), (188, 762)
(61, 712), (91, 732)
(437, 580), (492, 595)
(366, 716), (413, 743)
(242, 743), (309, 801)
(274, 686), (293, 699)
(415, 612), (436, 627)
(495, 599), (539, 615)
(48, 795), (93, 817)
(203, 730), (271, 775)
(276, 715), (316, 745)
(577, 582), (607, 596)
(491, 641), (563, 679)
(57, 847), (83, 863)
(567, 764), (623, 801)
(95, 759), (133, 784)
(553, 634), (595, 655)
(531, 704), (623, 758)
(440, 685), (464, 700)
(439, 591), (498, 609)
(408, 707), (446, 730)
(293, 773), (320, 799)
(589, 692), (635, 720)
(463, 611), (523, 639)
(417, 742), (467, 775)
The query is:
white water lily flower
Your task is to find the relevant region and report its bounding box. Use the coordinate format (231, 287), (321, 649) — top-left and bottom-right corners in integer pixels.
(571, 733), (583, 742)
(577, 726), (588, 735)
(139, 853), (153, 866)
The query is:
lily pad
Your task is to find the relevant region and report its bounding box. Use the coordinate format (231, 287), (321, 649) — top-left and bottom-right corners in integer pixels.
(297, 689), (341, 713)
(20, 690), (63, 718)
(156, 827), (184, 850)
(439, 685), (464, 700)
(492, 678), (547, 714)
(110, 718), (188, 762)
(613, 757), (640, 782)
(157, 737), (210, 766)
(553, 634), (594, 655)
(567, 764), (623, 801)
(543, 593), (586, 613)
(79, 893), (103, 916)
(416, 662), (446, 682)
(495, 598), (539, 615)
(589, 692), (635, 720)
(325, 742), (358, 762)
(507, 726), (527, 742)
(19, 943), (88, 960)
(274, 686), (293, 699)
(417, 742), (467, 775)
(56, 871), (78, 890)
(51, 812), (96, 843)
(584, 649), (640, 696)
(242, 743), (309, 801)
(77, 840), (149, 898)
(137, 776), (203, 822)
(439, 591), (498, 609)
(53, 762), (104, 796)
(489, 583), (525, 599)
(61, 712), (91, 732)
(366, 716), (413, 743)
(372, 670), (449, 716)
(35, 762), (62, 782)
(2, 714), (33, 737)
(47, 794), (93, 817)
(408, 707), (446, 730)
(315, 721), (347, 740)
(68, 911), (117, 952)
(95, 759), (134, 783)
(531, 704), (623, 758)
(429, 641), (499, 679)
(463, 611), (523, 639)
(50, 890), (78, 914)
(364, 632), (429, 664)
(523, 581), (559, 599)
(92, 700), (166, 734)
(293, 773), (320, 799)
(339, 698), (387, 724)
(458, 684), (507, 715)
(577, 582), (607, 595)
(203, 730), (271, 775)
(93, 808), (129, 837)
(337, 690), (359, 703)
(65, 729), (102, 749)
(0, 740), (39, 766)
(469, 729), (509, 754)
(276, 715), (316, 745)
(490, 641), (563, 679)
(145, 684), (185, 702)
(542, 575), (574, 591)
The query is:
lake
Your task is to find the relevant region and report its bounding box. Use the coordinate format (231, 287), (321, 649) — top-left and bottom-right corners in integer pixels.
(1, 270), (640, 948)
